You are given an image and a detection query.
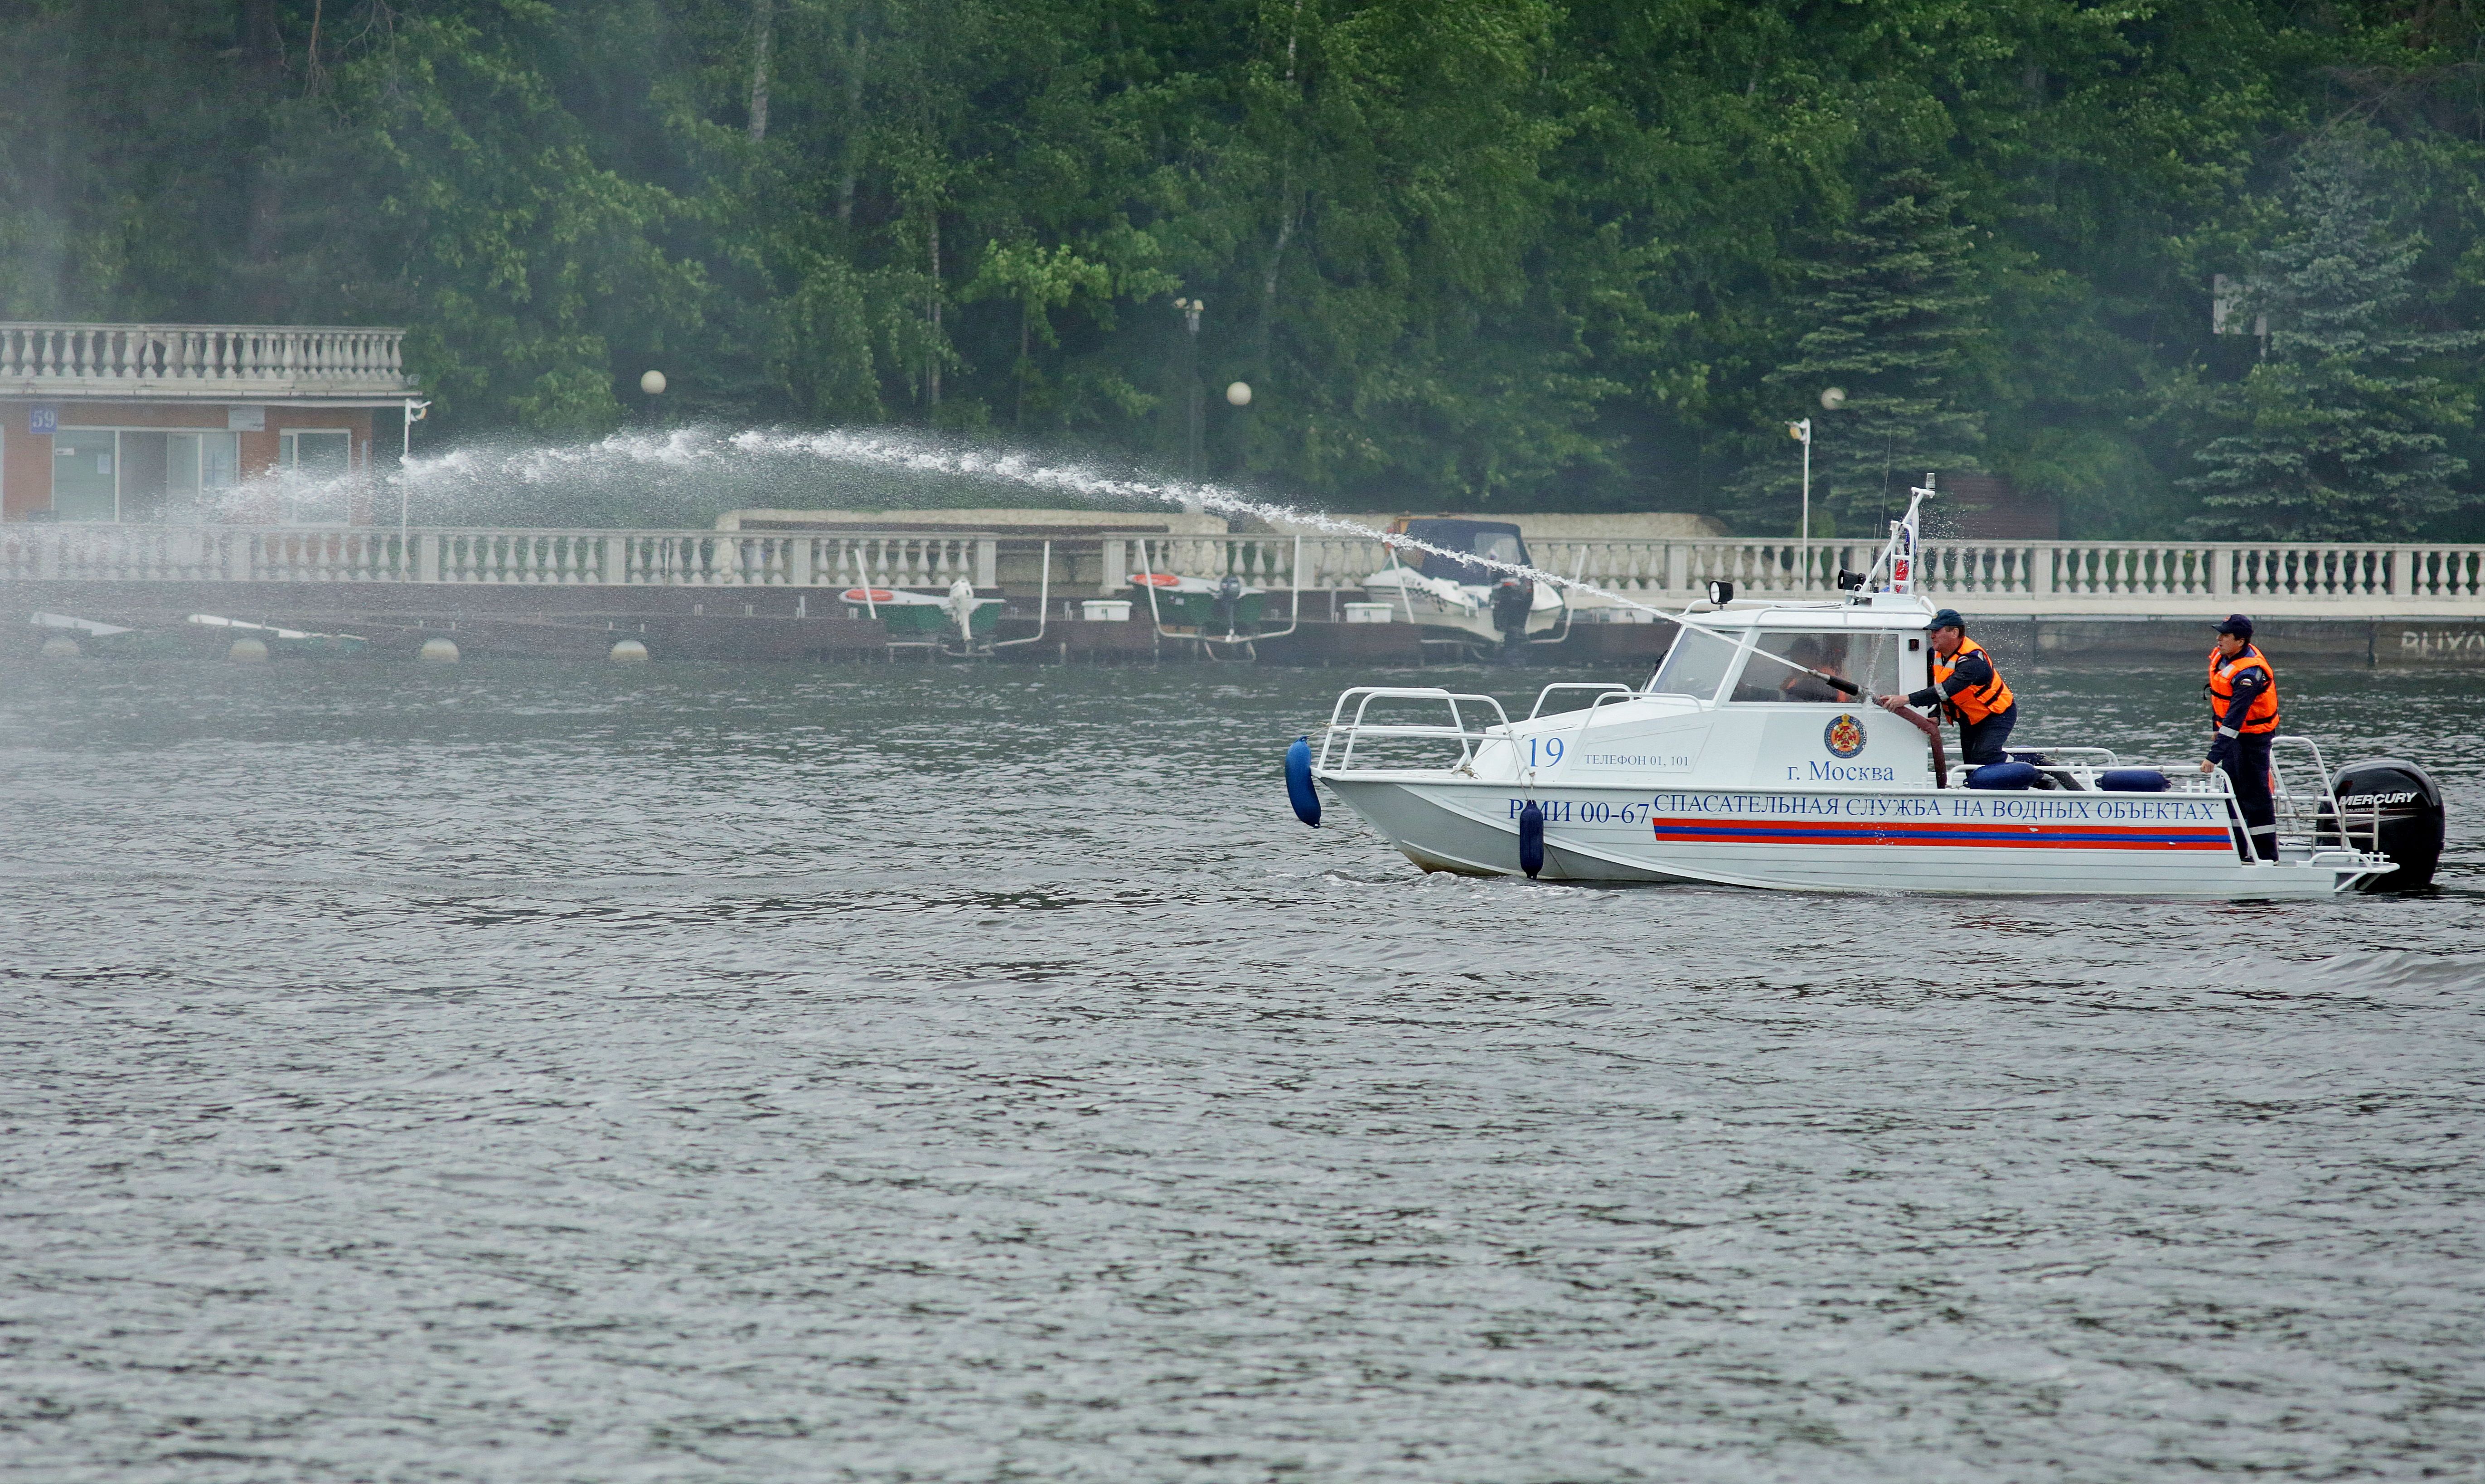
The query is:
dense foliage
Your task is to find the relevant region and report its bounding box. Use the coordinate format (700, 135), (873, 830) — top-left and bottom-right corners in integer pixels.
(2183, 130), (2482, 538)
(2, 0), (2480, 537)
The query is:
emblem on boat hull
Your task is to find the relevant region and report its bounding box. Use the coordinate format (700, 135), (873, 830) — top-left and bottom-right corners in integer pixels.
(1824, 713), (1867, 759)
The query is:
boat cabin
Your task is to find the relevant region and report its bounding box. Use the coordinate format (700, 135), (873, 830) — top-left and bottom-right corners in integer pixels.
(1645, 603), (1925, 706)
(1389, 517), (1532, 588)
(1543, 598), (1942, 790)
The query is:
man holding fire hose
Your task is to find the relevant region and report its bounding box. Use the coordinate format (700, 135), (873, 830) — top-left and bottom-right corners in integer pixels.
(1871, 608), (2020, 766)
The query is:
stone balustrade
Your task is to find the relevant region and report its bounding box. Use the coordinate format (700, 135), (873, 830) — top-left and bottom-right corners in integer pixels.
(0, 525), (1000, 590)
(0, 323), (413, 399)
(8, 524), (2485, 614)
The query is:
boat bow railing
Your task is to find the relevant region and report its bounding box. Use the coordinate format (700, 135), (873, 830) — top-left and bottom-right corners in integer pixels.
(1526, 683), (1641, 720)
(1318, 687), (1514, 774)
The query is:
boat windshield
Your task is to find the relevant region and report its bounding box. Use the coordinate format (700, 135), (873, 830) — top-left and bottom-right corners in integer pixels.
(1400, 519), (1532, 587)
(1728, 630), (1906, 703)
(1647, 627), (1742, 700)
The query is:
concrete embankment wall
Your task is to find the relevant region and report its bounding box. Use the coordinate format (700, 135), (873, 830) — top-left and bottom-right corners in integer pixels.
(1963, 616), (2485, 668)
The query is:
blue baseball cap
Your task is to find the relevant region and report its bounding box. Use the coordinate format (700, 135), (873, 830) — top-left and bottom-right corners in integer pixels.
(1927, 608), (1966, 632)
(2215, 614), (2253, 637)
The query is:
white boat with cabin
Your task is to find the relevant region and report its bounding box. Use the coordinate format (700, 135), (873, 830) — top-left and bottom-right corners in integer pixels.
(1359, 517), (1567, 656)
(1297, 487), (2429, 897)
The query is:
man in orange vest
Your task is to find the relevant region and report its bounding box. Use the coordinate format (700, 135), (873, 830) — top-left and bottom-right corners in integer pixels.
(2199, 614), (2280, 861)
(1875, 608), (2019, 764)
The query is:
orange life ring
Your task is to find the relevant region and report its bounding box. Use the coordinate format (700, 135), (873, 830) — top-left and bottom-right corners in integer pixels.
(842, 588), (896, 602)
(1130, 572), (1181, 587)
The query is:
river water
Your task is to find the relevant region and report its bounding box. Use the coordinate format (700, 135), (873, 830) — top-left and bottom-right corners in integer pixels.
(2, 653), (2480, 1482)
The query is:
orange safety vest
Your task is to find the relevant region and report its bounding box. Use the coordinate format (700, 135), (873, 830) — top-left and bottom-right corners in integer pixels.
(1931, 636), (2015, 725)
(2207, 644), (2280, 735)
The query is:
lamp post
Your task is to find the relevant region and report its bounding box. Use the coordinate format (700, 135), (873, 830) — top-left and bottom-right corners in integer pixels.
(1787, 416), (1812, 584)
(399, 397), (431, 571)
(1172, 297), (1203, 481)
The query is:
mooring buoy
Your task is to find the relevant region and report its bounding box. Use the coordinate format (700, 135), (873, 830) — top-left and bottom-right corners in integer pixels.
(418, 637), (460, 664)
(610, 638), (649, 664)
(229, 637), (269, 662)
(39, 635), (80, 659)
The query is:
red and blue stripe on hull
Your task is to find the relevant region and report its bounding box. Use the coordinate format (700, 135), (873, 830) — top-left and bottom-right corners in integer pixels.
(1650, 817), (2234, 852)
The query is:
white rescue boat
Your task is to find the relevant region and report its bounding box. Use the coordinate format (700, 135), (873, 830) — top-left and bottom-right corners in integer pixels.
(1295, 484), (2432, 898)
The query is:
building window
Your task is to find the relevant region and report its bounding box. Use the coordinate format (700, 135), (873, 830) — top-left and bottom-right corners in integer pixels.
(47, 429), (244, 522)
(281, 430), (352, 476)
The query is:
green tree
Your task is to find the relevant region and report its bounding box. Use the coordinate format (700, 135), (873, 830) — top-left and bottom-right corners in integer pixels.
(0, 0), (2476, 525)
(1731, 166), (1989, 536)
(2183, 131), (2480, 540)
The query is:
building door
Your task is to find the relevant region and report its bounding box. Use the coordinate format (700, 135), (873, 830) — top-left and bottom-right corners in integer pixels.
(52, 431), (116, 520)
(120, 431), (170, 521)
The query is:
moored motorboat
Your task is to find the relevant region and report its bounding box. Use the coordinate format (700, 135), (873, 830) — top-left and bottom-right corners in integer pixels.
(1359, 517), (1565, 657)
(1296, 488), (2431, 897)
(839, 585), (999, 645)
(1127, 570), (1267, 635)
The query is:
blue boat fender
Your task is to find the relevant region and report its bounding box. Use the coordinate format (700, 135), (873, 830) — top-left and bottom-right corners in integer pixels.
(1965, 761), (2041, 791)
(2097, 768), (2171, 793)
(1518, 799), (1545, 879)
(1284, 736), (1321, 827)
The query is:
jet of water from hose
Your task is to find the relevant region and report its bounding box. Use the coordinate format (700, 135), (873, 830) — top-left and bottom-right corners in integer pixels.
(746, 428), (1671, 617)
(391, 425), (1677, 616)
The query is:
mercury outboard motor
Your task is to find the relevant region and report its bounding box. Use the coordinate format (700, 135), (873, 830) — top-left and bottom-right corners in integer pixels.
(1213, 573), (1244, 637)
(2324, 757), (2446, 892)
(1490, 576), (1534, 649)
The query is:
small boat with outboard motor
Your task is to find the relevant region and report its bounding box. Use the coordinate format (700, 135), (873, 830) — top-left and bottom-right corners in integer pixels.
(1286, 483), (2442, 897)
(840, 580), (1000, 647)
(1359, 517), (1569, 658)
(1128, 570), (1267, 634)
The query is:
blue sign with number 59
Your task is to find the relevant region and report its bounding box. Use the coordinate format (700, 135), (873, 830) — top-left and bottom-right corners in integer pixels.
(29, 406), (56, 434)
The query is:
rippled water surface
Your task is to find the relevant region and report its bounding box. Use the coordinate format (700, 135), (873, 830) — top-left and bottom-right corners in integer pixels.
(3, 653), (2481, 1483)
